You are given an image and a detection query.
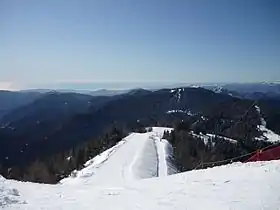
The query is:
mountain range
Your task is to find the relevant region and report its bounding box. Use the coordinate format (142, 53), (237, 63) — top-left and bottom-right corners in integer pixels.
(0, 83), (280, 168)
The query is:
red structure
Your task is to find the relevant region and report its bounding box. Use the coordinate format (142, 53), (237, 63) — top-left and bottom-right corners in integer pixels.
(246, 146), (280, 162)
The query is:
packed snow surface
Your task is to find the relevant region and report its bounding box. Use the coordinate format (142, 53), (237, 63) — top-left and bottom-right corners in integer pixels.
(1, 127), (280, 210)
(151, 127), (177, 176)
(61, 127), (174, 186)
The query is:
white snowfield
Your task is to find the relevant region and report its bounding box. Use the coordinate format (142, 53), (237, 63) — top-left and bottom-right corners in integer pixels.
(1, 127), (280, 210)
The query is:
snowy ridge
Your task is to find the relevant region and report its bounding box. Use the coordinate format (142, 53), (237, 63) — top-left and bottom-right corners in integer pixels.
(190, 131), (237, 145)
(255, 105), (280, 143)
(61, 128), (175, 186)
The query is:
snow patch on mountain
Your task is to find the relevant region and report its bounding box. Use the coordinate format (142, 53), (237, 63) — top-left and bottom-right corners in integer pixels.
(190, 131), (237, 145)
(213, 86), (223, 93)
(170, 88), (184, 102)
(255, 105), (280, 143)
(206, 134), (238, 144)
(166, 109), (194, 116)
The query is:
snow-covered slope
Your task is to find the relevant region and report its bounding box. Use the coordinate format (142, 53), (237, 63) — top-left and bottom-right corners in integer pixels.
(61, 127), (175, 186)
(1, 128), (280, 210)
(255, 105), (280, 143)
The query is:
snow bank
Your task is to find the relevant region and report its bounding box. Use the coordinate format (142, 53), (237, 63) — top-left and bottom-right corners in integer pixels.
(132, 136), (158, 179)
(152, 127), (177, 176)
(0, 176), (26, 207)
(155, 139), (177, 176)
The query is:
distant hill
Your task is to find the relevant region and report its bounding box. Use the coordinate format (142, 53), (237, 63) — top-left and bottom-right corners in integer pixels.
(20, 88), (130, 96)
(204, 83), (280, 100)
(0, 91), (41, 119)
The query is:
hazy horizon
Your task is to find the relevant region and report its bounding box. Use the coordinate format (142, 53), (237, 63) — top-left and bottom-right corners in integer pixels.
(1, 80), (280, 92)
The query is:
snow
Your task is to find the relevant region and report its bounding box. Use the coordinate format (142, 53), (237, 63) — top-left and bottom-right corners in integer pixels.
(2, 160), (280, 210)
(206, 133), (238, 144)
(256, 125), (280, 143)
(176, 88), (184, 102)
(1, 127), (280, 210)
(166, 109), (194, 116)
(214, 86), (223, 93)
(201, 116), (206, 120)
(152, 127), (176, 176)
(190, 131), (237, 145)
(60, 135), (130, 185)
(170, 88), (184, 102)
(255, 105), (280, 143)
(61, 128), (174, 186)
(190, 85), (201, 88)
(190, 131), (212, 145)
(255, 105), (267, 126)
(0, 178), (25, 207)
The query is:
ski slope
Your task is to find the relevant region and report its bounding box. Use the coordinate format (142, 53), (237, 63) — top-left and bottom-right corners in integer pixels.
(61, 127), (174, 186)
(1, 127), (280, 210)
(152, 127), (177, 176)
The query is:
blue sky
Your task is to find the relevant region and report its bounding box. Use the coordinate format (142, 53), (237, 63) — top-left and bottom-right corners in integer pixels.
(0, 0), (279, 90)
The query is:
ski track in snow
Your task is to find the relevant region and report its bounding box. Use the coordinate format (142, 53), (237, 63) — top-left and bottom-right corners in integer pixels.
(152, 127), (176, 177)
(1, 127), (280, 210)
(155, 137), (168, 177)
(61, 127), (173, 186)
